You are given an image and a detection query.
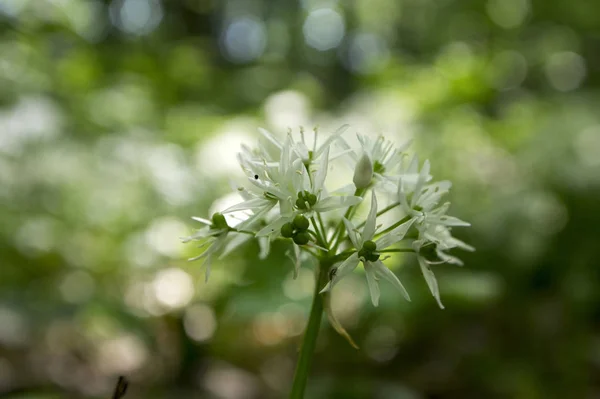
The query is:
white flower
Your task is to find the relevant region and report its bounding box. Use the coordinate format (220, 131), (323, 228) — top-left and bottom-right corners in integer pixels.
(320, 192), (414, 306)
(339, 134), (412, 191)
(258, 125), (350, 165)
(397, 159), (469, 228)
(395, 159), (474, 308)
(412, 230), (474, 309)
(180, 215), (229, 282)
(254, 147), (362, 237)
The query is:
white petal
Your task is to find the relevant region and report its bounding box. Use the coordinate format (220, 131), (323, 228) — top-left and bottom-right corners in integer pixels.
(258, 236), (270, 259)
(222, 198), (272, 213)
(256, 216), (291, 237)
(314, 146), (329, 193)
(258, 127), (283, 149)
(412, 159), (430, 206)
(291, 158), (307, 194)
(191, 216), (212, 225)
(248, 178), (287, 200)
(203, 255), (212, 282)
(330, 183), (356, 196)
(279, 135), (291, 176)
(363, 191), (378, 241)
(315, 124), (349, 158)
(433, 215), (471, 227)
(418, 257), (444, 309)
(313, 195), (362, 212)
(220, 233), (250, 259)
(396, 177), (413, 215)
(342, 218), (360, 248)
(372, 260), (410, 301)
(364, 262), (380, 306)
(376, 218), (415, 249)
(436, 250), (464, 266)
(319, 253), (360, 293)
(285, 245), (302, 279)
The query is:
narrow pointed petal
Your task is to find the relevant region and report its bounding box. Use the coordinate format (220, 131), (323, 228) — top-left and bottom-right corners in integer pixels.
(204, 257), (211, 283)
(279, 135), (291, 176)
(434, 215), (471, 227)
(412, 159), (430, 206)
(396, 177), (412, 215)
(342, 218), (360, 248)
(325, 296), (359, 349)
(314, 146), (329, 193)
(363, 191), (378, 241)
(256, 216), (290, 237)
(258, 236), (270, 260)
(191, 216), (212, 225)
(291, 158), (307, 194)
(376, 219), (415, 249)
(258, 127), (283, 149)
(319, 253), (360, 293)
(313, 195), (362, 212)
(314, 124), (349, 158)
(219, 234), (250, 259)
(222, 198), (272, 213)
(418, 257), (444, 309)
(364, 262), (380, 306)
(372, 260), (410, 301)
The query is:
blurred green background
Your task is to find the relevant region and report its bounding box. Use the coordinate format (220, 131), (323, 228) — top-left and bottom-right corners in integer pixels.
(1, 0), (599, 398)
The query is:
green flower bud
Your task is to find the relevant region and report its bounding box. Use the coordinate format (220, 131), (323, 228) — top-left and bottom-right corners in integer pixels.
(353, 153), (373, 189)
(362, 240), (377, 252)
(358, 248), (368, 260)
(293, 215), (310, 231)
(295, 198), (307, 210)
(366, 252), (380, 262)
(293, 231), (310, 245)
(306, 193), (317, 206)
(211, 213), (228, 229)
(281, 222), (294, 238)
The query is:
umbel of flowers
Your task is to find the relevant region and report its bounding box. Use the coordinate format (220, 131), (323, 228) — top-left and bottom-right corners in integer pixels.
(182, 125), (473, 398)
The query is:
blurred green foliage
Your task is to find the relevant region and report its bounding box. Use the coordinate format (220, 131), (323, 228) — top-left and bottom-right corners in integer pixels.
(0, 0), (599, 398)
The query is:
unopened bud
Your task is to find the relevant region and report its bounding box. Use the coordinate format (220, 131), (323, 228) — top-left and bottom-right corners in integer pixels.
(353, 153), (373, 189)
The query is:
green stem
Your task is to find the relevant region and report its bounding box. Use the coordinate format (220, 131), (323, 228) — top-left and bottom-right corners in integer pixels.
(310, 217), (327, 249)
(379, 248), (415, 253)
(316, 212), (328, 245)
(290, 261), (329, 399)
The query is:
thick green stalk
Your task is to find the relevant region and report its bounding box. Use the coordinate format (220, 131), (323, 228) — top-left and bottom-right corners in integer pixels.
(289, 260), (329, 399)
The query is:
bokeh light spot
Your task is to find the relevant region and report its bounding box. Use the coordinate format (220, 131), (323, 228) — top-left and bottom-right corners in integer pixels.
(153, 268), (195, 309)
(184, 304), (217, 342)
(221, 16), (267, 63)
(545, 51), (586, 92)
(486, 0), (529, 29)
(303, 8), (345, 51)
(59, 270), (96, 304)
(344, 32), (389, 74)
(109, 0), (163, 36)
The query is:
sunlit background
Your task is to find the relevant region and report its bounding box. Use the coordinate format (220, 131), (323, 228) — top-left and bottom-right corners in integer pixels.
(1, 0), (599, 398)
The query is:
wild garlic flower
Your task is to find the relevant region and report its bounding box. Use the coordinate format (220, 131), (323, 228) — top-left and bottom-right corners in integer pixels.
(396, 158), (474, 307)
(320, 192), (414, 306)
(183, 124), (473, 311)
(339, 134), (412, 190)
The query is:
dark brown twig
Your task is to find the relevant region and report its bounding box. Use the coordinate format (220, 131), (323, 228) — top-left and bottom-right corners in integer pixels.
(111, 376), (129, 399)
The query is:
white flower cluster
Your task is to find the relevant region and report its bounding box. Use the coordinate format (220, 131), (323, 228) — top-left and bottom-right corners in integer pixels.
(182, 125), (473, 308)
